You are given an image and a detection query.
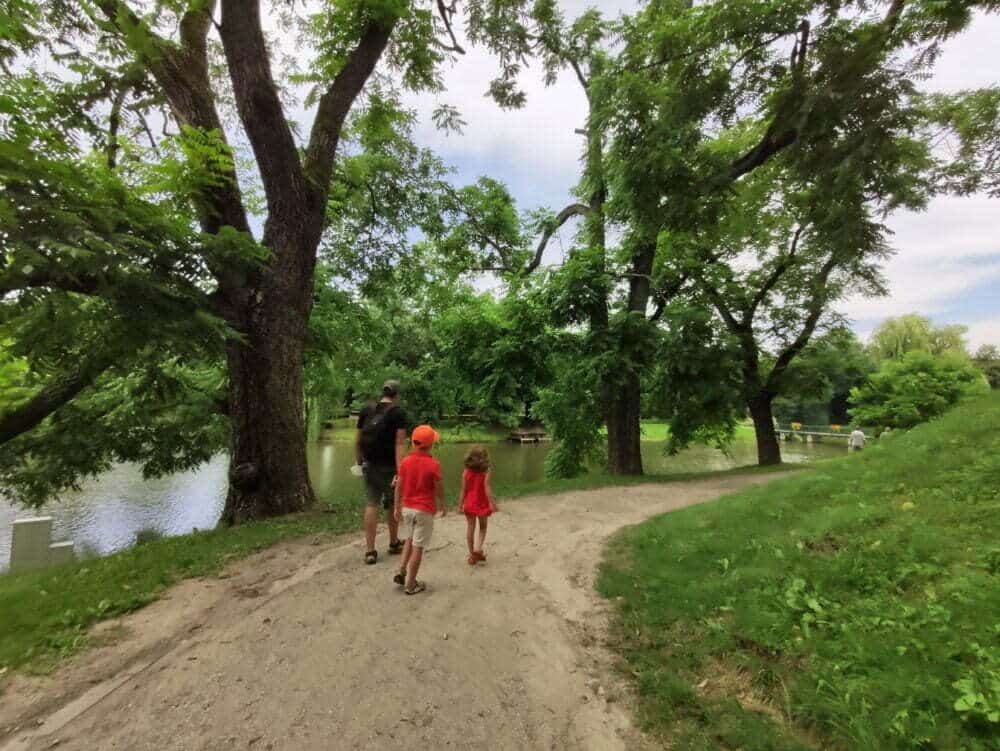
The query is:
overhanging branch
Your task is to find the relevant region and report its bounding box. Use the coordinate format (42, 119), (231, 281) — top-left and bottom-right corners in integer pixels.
(0, 349), (118, 445)
(525, 203), (589, 274)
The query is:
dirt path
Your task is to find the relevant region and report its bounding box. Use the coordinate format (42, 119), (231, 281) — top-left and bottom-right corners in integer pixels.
(1, 473), (784, 751)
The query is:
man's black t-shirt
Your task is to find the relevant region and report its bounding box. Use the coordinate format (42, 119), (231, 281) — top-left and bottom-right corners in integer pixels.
(357, 401), (408, 467)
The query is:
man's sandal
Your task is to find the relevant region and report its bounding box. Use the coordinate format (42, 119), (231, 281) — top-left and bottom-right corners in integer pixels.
(364, 550), (378, 565)
(388, 540), (404, 555)
(393, 570), (406, 586)
(404, 581), (426, 595)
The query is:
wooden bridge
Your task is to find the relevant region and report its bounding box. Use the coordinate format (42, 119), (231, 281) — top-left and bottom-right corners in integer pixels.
(776, 426), (853, 443)
(508, 427), (549, 443)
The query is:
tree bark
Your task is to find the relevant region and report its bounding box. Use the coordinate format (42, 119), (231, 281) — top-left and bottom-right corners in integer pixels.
(605, 372), (644, 475)
(747, 393), (782, 466)
(220, 256), (316, 524)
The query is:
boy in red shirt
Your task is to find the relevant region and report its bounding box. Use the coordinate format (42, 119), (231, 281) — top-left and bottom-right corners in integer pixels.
(393, 425), (447, 595)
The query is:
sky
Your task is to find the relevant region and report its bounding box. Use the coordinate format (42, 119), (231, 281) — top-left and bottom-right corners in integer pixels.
(398, 3), (1000, 351)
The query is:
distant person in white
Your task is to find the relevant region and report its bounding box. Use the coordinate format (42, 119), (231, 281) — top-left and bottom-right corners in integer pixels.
(849, 428), (866, 451)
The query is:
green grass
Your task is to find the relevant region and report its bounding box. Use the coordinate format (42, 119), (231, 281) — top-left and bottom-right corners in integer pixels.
(598, 392), (1000, 751)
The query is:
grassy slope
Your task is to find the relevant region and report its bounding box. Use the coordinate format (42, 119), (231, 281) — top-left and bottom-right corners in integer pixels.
(598, 393), (1000, 751)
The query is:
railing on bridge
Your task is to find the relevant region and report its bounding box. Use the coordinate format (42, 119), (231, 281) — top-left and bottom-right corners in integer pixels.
(774, 423), (875, 443)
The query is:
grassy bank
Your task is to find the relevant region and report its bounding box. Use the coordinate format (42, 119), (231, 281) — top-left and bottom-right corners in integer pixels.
(598, 393), (1000, 750)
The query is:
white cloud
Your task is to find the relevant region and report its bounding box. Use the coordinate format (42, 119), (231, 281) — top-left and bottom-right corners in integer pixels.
(966, 317), (1000, 350)
(844, 256), (1000, 320)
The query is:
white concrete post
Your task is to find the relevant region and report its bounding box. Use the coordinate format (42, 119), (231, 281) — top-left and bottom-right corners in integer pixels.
(9, 517), (54, 572)
(49, 541), (76, 566)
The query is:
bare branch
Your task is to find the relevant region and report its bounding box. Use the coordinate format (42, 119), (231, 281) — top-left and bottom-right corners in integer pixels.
(436, 0), (465, 54)
(138, 112), (161, 153)
(525, 203), (590, 274)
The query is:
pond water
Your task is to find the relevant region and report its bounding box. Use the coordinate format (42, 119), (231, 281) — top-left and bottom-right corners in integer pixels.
(0, 437), (844, 568)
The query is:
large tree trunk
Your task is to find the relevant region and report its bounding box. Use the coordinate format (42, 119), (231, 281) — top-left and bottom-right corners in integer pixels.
(747, 393), (782, 466)
(221, 303), (315, 524)
(606, 373), (644, 475)
(219, 226), (320, 525)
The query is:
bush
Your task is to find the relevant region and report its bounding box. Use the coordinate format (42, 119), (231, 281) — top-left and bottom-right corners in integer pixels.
(849, 351), (989, 429)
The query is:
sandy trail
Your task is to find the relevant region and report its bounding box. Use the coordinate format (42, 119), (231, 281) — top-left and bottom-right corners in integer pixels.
(1, 473), (783, 751)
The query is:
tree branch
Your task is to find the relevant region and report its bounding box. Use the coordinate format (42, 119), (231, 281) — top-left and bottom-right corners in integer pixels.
(765, 252), (840, 392)
(304, 21), (396, 197)
(745, 224), (803, 323)
(218, 0), (306, 220)
(0, 269), (102, 297)
(105, 85), (129, 168)
(96, 0), (251, 242)
(0, 350), (117, 445)
(525, 203), (589, 274)
(436, 0), (465, 54)
(699, 278), (743, 334)
(568, 58), (589, 96)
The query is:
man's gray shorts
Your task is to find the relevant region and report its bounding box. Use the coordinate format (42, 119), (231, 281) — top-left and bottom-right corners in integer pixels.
(363, 463), (395, 510)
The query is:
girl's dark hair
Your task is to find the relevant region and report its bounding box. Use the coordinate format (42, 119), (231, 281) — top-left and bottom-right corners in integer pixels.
(464, 445), (490, 472)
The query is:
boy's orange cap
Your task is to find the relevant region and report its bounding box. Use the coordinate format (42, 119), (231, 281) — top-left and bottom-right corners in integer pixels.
(411, 424), (440, 448)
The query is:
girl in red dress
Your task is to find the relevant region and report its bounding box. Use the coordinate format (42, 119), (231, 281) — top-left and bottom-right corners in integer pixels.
(459, 446), (498, 565)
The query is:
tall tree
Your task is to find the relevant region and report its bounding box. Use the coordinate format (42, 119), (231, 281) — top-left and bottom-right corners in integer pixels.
(868, 314), (969, 362)
(591, 0), (990, 469)
(0, 0), (533, 519)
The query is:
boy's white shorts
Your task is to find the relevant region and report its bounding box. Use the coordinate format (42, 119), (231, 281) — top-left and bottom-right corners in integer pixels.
(401, 508), (434, 549)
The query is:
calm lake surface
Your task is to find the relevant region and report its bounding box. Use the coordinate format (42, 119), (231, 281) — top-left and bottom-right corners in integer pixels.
(0, 438), (843, 568)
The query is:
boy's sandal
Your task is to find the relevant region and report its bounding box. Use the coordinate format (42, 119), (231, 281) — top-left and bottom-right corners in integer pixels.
(388, 540), (404, 555)
(393, 571), (406, 586)
(404, 581), (426, 595)
(364, 550), (378, 565)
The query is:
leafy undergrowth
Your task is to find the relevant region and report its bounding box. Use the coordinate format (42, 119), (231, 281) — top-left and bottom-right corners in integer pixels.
(0, 499), (359, 675)
(599, 392), (1000, 750)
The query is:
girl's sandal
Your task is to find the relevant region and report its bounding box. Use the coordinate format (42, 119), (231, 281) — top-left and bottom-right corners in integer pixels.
(404, 581), (426, 595)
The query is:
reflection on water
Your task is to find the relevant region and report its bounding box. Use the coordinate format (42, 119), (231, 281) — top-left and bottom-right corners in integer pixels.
(1, 438), (842, 568)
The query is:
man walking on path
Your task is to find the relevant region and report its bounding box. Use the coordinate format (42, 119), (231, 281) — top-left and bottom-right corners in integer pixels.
(356, 380), (408, 564)
(849, 427), (867, 452)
